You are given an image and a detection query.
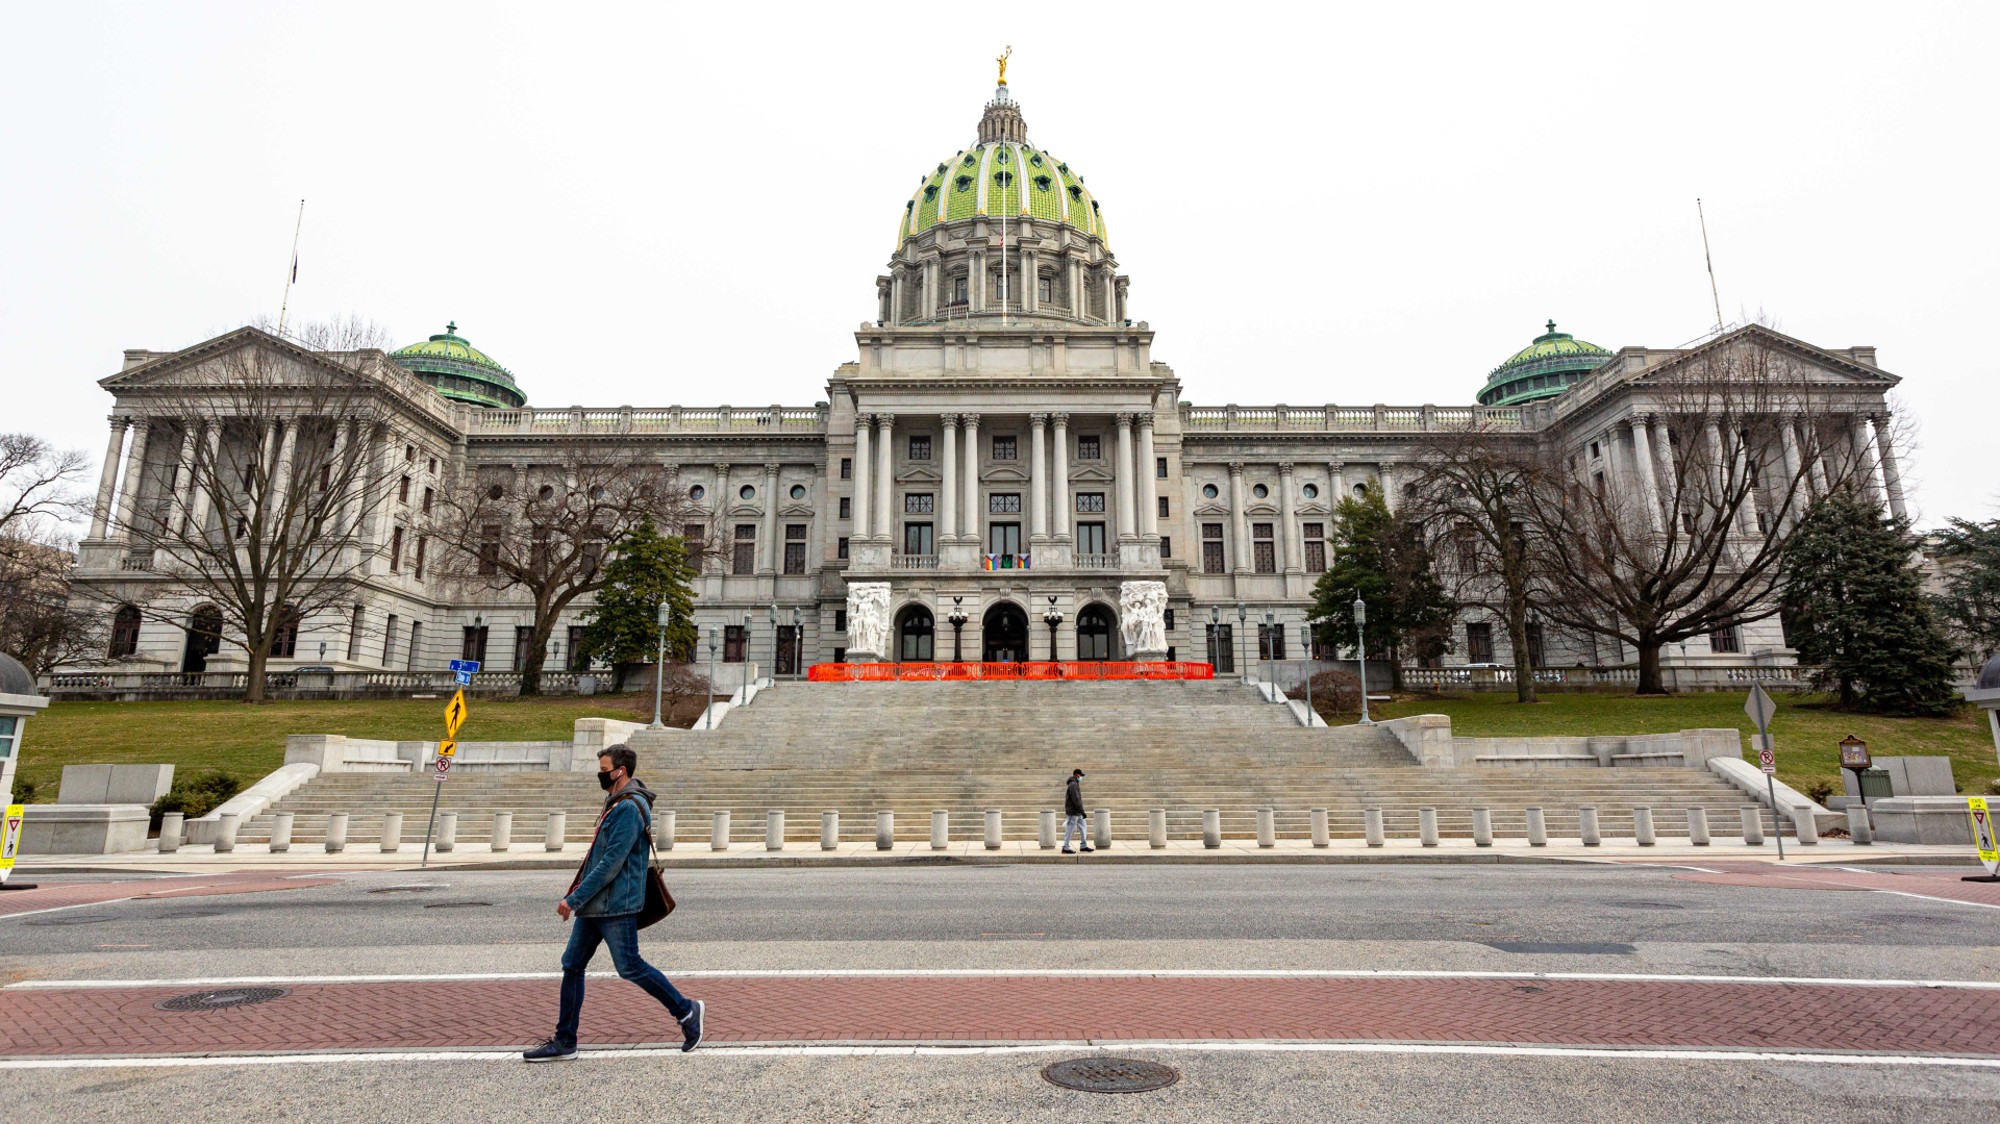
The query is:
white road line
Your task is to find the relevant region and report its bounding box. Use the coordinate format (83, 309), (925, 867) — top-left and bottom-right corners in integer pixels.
(3, 1041), (1999, 1071)
(11, 969), (2000, 990)
(0, 898), (140, 921)
(1874, 889), (2000, 912)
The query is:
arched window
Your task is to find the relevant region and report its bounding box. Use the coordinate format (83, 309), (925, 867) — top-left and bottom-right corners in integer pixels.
(182, 605), (224, 674)
(108, 605), (141, 659)
(1077, 605), (1116, 661)
(897, 606), (935, 663)
(271, 604), (303, 659)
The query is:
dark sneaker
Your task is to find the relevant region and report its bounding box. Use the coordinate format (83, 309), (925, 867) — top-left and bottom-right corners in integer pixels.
(680, 999), (705, 1052)
(1080, 845), (1095, 853)
(1060, 847), (1074, 854)
(523, 1037), (576, 1063)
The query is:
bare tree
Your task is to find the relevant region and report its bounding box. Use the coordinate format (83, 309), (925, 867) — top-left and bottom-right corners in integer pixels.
(0, 433), (96, 671)
(426, 440), (702, 695)
(0, 432), (88, 541)
(1514, 336), (1866, 694)
(108, 320), (402, 702)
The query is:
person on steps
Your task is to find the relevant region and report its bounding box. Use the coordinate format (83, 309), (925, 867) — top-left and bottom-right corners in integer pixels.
(524, 743), (703, 1061)
(1062, 768), (1093, 854)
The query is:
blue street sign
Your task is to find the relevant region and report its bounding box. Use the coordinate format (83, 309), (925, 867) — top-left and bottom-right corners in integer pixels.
(454, 671), (473, 685)
(449, 659), (482, 674)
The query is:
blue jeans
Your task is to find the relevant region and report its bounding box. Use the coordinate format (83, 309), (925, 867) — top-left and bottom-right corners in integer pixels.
(555, 912), (692, 1045)
(1063, 814), (1088, 847)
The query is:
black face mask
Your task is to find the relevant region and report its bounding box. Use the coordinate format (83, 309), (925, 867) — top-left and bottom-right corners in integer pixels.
(597, 770), (617, 791)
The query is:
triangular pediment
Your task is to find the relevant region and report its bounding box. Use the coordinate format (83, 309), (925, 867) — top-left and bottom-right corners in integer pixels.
(1069, 465), (1115, 483)
(100, 326), (398, 393)
(1632, 324), (1900, 389)
(1297, 501), (1334, 517)
(1193, 501), (1231, 517)
(896, 466), (942, 484)
(779, 502), (816, 517)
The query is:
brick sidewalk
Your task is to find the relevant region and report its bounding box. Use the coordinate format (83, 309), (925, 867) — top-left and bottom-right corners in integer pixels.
(4, 974), (1997, 1058)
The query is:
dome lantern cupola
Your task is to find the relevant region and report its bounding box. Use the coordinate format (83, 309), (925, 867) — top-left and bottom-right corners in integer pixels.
(1477, 320), (1612, 407)
(391, 321), (528, 409)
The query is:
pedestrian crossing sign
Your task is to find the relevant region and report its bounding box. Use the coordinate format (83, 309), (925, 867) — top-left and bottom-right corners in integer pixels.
(1971, 797), (1998, 875)
(444, 690), (467, 737)
(1, 803), (24, 880)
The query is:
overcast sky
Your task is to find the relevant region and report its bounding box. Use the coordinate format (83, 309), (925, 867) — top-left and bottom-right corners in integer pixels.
(4, 2), (1994, 526)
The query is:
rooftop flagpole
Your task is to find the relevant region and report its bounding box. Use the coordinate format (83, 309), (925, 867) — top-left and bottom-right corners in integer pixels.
(1696, 197), (1723, 335)
(277, 198), (305, 337)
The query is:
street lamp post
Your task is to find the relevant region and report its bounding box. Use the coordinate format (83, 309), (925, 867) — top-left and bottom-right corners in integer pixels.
(1043, 596), (1064, 671)
(1236, 602), (1248, 683)
(767, 604), (779, 678)
(705, 624), (719, 730)
(947, 597), (968, 663)
(791, 606), (802, 675)
(1264, 609), (1276, 689)
(649, 601), (670, 729)
(1209, 606), (1220, 672)
(1353, 596), (1373, 725)
(1300, 621), (1315, 721)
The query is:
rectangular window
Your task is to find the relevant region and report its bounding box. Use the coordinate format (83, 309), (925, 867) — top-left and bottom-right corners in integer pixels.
(784, 524), (807, 574)
(903, 522), (933, 556)
(347, 606), (364, 661)
(834, 609), (847, 632)
(837, 536), (849, 560)
(723, 625), (746, 663)
(1455, 528), (1478, 572)
(1156, 456), (1168, 479)
(1526, 622), (1546, 668)
(513, 626), (535, 672)
(479, 524), (500, 576)
(904, 493), (934, 514)
(732, 524), (756, 575)
(840, 457), (852, 480)
(1037, 276), (1052, 303)
(953, 275), (968, 303)
(908, 435), (931, 461)
(1078, 522), (1107, 555)
(1077, 435), (1101, 460)
(462, 625), (488, 664)
(1076, 492), (1106, 513)
(422, 487), (434, 514)
(399, 476), (411, 503)
(1303, 522), (1326, 573)
(1157, 496), (1169, 518)
(1160, 535), (1172, 558)
(1259, 624), (1287, 661)
(988, 522), (1022, 556)
(383, 614), (398, 666)
(405, 444), (416, 463)
(568, 625), (589, 673)
(1466, 622), (1495, 664)
(414, 537), (426, 582)
(407, 621), (422, 671)
(989, 493), (1021, 514)
(1709, 621), (1742, 654)
(1202, 523), (1226, 575)
(839, 497), (850, 519)
(991, 435), (1017, 461)
(1252, 522), (1276, 574)
(390, 527), (404, 572)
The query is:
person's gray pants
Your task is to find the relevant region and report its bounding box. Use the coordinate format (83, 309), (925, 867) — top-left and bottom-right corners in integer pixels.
(1063, 814), (1088, 848)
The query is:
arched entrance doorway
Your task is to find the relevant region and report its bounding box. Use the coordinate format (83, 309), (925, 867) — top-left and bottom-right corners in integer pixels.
(1076, 603), (1117, 661)
(896, 605), (935, 662)
(182, 605), (223, 673)
(982, 602), (1028, 662)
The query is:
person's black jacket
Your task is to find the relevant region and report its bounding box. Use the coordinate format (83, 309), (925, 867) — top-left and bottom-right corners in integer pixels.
(1064, 776), (1085, 817)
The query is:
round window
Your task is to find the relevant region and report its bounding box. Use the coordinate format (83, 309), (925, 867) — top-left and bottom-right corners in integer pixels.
(1252, 483), (1269, 499)
(790, 484), (807, 500)
(1201, 484), (1219, 499)
(689, 485), (705, 501)
(740, 485), (756, 500)
(537, 484), (555, 501)
(1354, 483), (1369, 496)
(486, 484), (504, 501)
(1302, 483), (1319, 499)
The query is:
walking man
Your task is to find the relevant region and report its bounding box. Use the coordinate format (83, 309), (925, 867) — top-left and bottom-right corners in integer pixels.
(1061, 768), (1093, 854)
(524, 744), (703, 1061)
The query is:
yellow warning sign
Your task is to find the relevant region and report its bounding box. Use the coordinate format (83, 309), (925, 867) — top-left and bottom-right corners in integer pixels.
(1, 803), (24, 878)
(1971, 797), (1998, 875)
(437, 739), (457, 759)
(443, 690), (467, 737)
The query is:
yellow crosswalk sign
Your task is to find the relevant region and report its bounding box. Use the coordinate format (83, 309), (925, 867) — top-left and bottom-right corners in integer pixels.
(444, 690), (467, 737)
(437, 739), (457, 759)
(1971, 797), (1997, 875)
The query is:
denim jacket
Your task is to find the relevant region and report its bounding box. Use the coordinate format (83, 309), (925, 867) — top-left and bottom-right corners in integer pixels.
(565, 790), (651, 917)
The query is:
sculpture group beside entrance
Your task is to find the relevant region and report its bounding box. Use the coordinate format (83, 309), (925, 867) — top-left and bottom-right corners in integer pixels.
(1119, 580), (1169, 661)
(844, 582), (892, 662)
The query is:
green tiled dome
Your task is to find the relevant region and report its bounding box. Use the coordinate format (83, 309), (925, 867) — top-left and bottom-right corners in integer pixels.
(391, 322), (527, 409)
(1477, 320), (1611, 407)
(898, 141), (1108, 248)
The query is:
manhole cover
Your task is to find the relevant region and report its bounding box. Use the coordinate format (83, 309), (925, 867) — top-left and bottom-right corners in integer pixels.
(424, 901), (493, 909)
(155, 987), (290, 1012)
(1041, 1057), (1180, 1094)
(367, 884), (443, 894)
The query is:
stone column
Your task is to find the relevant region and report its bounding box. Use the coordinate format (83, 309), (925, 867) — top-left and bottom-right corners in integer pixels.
(760, 462), (780, 573)
(889, 275), (904, 326)
(90, 418), (129, 539)
(1068, 257), (1082, 317)
(939, 414), (959, 541)
(961, 413), (981, 541)
(1278, 462), (1302, 573)
(1028, 413), (1049, 539)
(1229, 461), (1250, 573)
(1050, 413), (1070, 539)
(167, 424), (199, 535)
(852, 413), (873, 544)
(1778, 414), (1804, 504)
(1137, 413), (1158, 537)
(873, 415), (896, 539)
(1874, 414), (1907, 521)
(188, 423), (223, 542)
(1378, 464), (1397, 512)
(1022, 250), (1038, 314)
(1851, 416), (1881, 504)
(1114, 413), (1137, 540)
(112, 419), (152, 542)
(1328, 460), (1346, 502)
(271, 417), (302, 503)
(969, 253), (985, 314)
(1628, 416), (1663, 533)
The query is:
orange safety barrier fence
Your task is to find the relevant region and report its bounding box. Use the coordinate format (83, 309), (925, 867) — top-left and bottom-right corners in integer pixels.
(808, 661), (1216, 682)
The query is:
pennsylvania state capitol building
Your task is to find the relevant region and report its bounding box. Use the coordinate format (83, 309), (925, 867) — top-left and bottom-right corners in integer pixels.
(70, 76), (1909, 682)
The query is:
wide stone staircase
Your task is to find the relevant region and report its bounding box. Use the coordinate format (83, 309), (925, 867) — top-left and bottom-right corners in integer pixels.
(241, 680), (1757, 846)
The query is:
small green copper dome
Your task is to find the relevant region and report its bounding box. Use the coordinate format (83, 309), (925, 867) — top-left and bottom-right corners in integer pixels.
(392, 322), (527, 409)
(1477, 320), (1612, 407)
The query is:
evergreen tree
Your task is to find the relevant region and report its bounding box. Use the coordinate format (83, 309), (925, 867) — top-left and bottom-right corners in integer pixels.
(577, 520), (698, 676)
(1933, 515), (2000, 662)
(1310, 490), (1456, 689)
(1778, 494), (1958, 715)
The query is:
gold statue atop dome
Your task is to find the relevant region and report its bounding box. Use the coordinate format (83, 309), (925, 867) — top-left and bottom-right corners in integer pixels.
(996, 45), (1012, 86)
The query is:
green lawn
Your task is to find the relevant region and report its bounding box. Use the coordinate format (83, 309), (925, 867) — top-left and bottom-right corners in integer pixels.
(1370, 690), (1999, 797)
(13, 694), (665, 801)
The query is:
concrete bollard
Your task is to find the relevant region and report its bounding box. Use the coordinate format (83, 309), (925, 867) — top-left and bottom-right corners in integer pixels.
(1525, 806), (1546, 847)
(1257, 808), (1276, 848)
(158, 812), (184, 853)
(1202, 809), (1221, 849)
(544, 811), (566, 852)
(767, 810), (786, 851)
(325, 812), (348, 854)
(1740, 806), (1765, 845)
(435, 811), (456, 854)
(1633, 806), (1656, 847)
(1847, 805), (1873, 845)
(822, 810), (839, 851)
(876, 811), (895, 851)
(1793, 807), (1819, 845)
(214, 811), (240, 853)
(377, 812), (400, 854)
(1365, 807), (1385, 847)
(711, 810), (731, 851)
(931, 810), (949, 850)
(1311, 808), (1329, 848)
(1418, 807), (1439, 847)
(1471, 807), (1492, 848)
(985, 809), (1003, 850)
(1093, 807), (1111, 850)
(1578, 806), (1600, 847)
(1039, 810), (1057, 850)
(1149, 808), (1168, 849)
(490, 811), (512, 852)
(1686, 807), (1711, 846)
(269, 812), (294, 854)
(658, 810), (675, 851)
